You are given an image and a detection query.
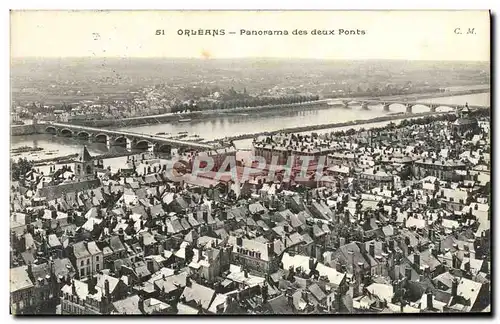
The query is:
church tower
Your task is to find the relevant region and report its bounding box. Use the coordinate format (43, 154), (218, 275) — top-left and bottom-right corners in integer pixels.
(74, 146), (95, 180)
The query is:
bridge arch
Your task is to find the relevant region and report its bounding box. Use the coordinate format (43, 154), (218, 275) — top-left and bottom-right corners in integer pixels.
(157, 143), (172, 154)
(94, 133), (109, 144)
(76, 131), (90, 140)
(133, 140), (152, 151)
(433, 105), (455, 112)
(45, 126), (57, 135)
(113, 136), (129, 147)
(60, 128), (74, 137)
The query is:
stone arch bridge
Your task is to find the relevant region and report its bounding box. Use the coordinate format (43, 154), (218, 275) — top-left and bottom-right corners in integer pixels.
(43, 122), (214, 153)
(329, 100), (487, 113)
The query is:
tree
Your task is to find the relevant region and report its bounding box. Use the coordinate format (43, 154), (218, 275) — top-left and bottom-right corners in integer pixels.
(11, 158), (34, 181)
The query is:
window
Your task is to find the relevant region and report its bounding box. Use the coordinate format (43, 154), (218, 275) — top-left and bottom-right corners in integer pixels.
(96, 264), (100, 271)
(87, 259), (90, 265)
(80, 268), (85, 277)
(80, 260), (84, 266)
(96, 256), (99, 262)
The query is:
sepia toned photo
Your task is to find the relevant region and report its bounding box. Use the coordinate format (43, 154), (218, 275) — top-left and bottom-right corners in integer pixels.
(9, 10), (491, 315)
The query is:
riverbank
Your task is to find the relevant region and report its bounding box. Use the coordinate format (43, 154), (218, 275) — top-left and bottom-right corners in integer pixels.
(68, 100), (329, 128)
(218, 108), (489, 142)
(31, 151), (138, 166)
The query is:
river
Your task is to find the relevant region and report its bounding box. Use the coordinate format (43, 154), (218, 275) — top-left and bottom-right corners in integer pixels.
(11, 92), (490, 170)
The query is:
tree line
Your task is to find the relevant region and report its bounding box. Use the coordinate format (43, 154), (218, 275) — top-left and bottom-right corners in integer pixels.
(170, 94), (320, 113)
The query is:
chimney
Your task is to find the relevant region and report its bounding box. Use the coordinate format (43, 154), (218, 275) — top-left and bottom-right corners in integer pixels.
(104, 279), (110, 298)
(464, 260), (471, 273)
(118, 228), (125, 242)
(267, 242), (274, 256)
(236, 236), (243, 246)
(287, 293), (294, 309)
(27, 262), (33, 279)
(452, 254), (459, 269)
(71, 279), (76, 295)
(413, 254), (420, 268)
(369, 242), (375, 258)
(404, 237), (410, 246)
(197, 248), (203, 261)
(186, 275), (192, 287)
(203, 210), (208, 224)
(389, 239), (395, 252)
(146, 259), (154, 274)
(451, 278), (458, 297)
(138, 296), (145, 314)
(382, 241), (388, 253)
(87, 274), (93, 292)
(426, 290), (433, 310)
(405, 267), (412, 280)
(206, 248), (214, 262)
(428, 229), (433, 241)
(309, 257), (316, 271)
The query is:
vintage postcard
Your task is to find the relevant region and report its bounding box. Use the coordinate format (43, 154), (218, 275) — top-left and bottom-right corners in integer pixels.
(9, 10), (491, 315)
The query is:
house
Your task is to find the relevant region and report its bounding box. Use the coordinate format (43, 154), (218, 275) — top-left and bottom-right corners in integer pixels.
(188, 246), (221, 283)
(228, 236), (279, 274)
(70, 241), (92, 278)
(10, 266), (35, 314)
(87, 241), (104, 274)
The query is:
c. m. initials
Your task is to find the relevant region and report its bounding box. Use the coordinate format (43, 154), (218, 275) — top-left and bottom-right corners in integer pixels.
(454, 27), (476, 35)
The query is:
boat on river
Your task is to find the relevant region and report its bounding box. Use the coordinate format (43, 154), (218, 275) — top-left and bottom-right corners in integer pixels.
(11, 146), (44, 154)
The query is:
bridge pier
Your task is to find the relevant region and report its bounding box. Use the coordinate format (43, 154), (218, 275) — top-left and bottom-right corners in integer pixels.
(383, 103), (390, 112)
(342, 100), (350, 109)
(430, 105), (437, 112)
(405, 104), (413, 114)
(361, 102), (369, 110)
(148, 143), (156, 153)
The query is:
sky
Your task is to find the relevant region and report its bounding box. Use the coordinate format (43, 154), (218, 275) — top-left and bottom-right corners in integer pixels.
(10, 10), (490, 61)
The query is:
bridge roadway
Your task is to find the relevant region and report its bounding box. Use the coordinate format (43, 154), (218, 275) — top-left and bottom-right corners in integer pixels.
(44, 122), (215, 151)
(329, 99), (488, 113)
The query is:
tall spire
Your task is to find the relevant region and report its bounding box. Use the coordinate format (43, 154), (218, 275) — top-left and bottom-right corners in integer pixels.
(78, 145), (92, 162)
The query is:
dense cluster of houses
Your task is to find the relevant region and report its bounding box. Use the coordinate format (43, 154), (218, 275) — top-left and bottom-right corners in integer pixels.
(10, 108), (490, 315)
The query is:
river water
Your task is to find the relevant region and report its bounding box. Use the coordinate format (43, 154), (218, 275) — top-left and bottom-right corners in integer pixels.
(11, 92), (490, 172)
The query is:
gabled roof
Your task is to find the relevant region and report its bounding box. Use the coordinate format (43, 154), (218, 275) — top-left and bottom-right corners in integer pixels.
(10, 266), (33, 293)
(73, 241), (91, 259)
(180, 282), (216, 310)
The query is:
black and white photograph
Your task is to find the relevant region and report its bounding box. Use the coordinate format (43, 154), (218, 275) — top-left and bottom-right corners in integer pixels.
(8, 10), (491, 315)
